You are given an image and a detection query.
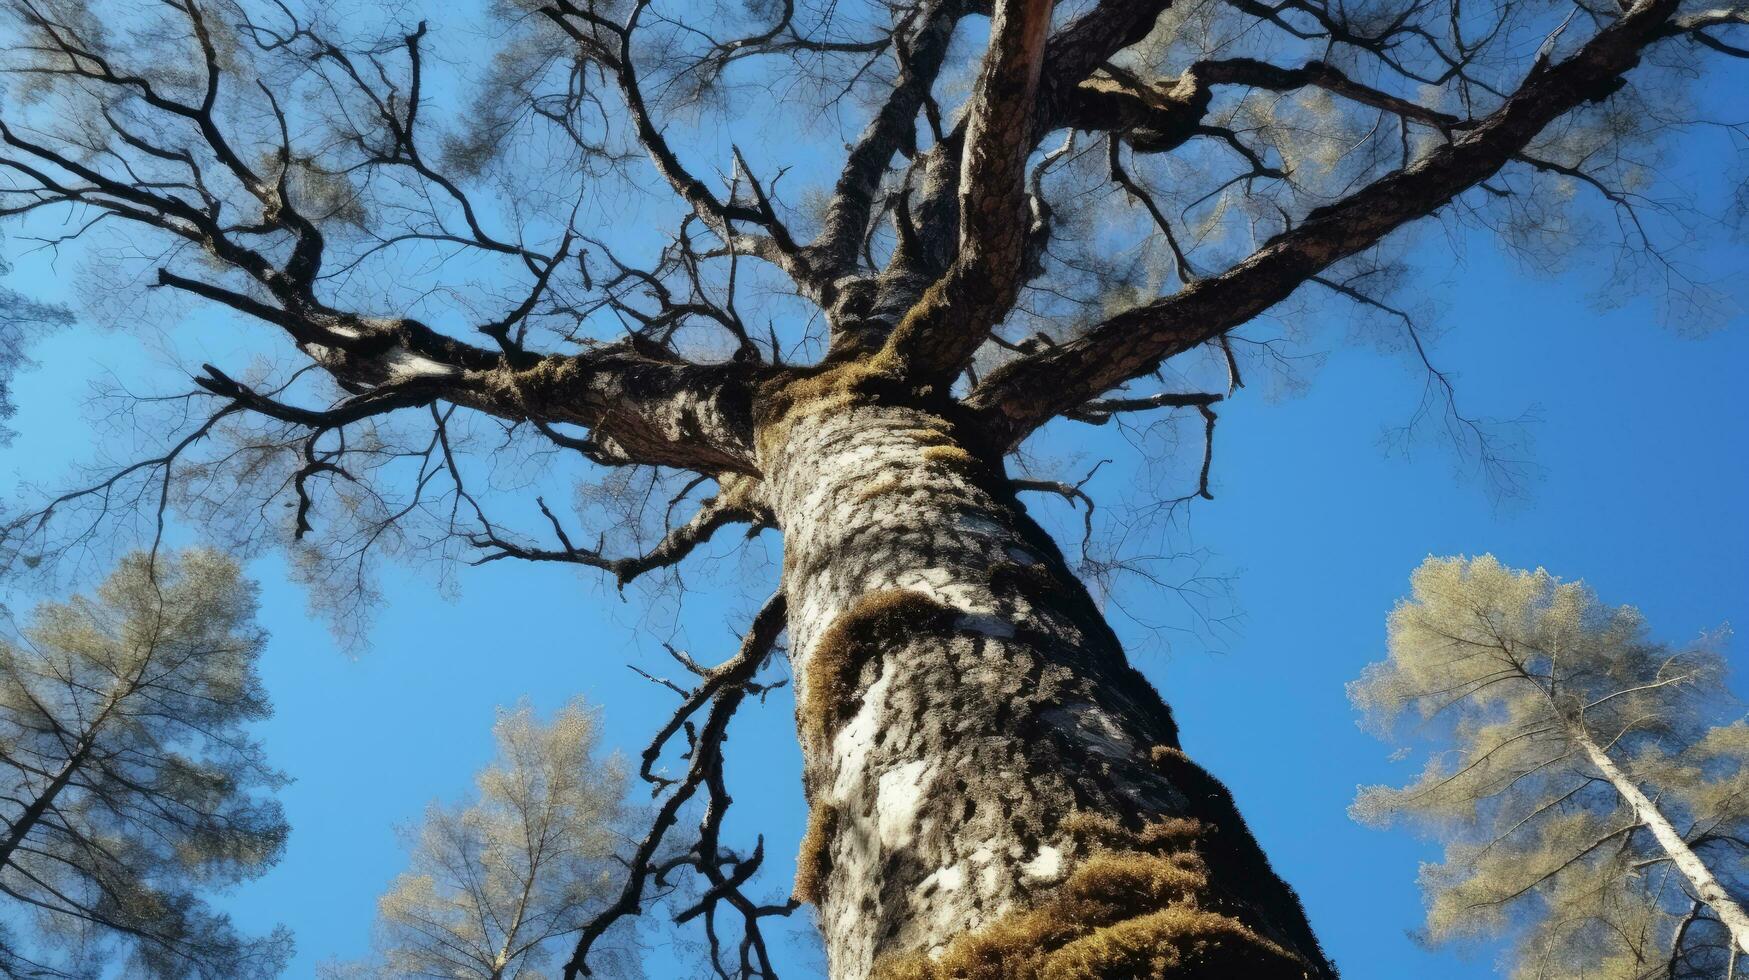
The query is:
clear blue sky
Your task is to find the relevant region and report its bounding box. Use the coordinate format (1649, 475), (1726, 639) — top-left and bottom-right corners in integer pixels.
(1, 12), (1746, 980)
(6, 218), (1743, 978)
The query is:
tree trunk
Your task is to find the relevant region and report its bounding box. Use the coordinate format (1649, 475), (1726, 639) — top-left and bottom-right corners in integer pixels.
(0, 662), (138, 874)
(1572, 724), (1749, 957)
(0, 730), (96, 871)
(761, 394), (1332, 979)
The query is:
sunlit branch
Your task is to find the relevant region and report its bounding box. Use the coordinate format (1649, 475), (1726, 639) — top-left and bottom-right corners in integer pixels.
(878, 0), (1056, 382)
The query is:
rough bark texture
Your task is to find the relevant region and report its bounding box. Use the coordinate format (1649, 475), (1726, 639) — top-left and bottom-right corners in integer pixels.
(760, 386), (1332, 978)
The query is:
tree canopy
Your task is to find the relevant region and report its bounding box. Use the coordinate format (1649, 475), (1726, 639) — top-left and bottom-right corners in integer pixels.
(0, 0), (1740, 601)
(1352, 555), (1748, 979)
(331, 698), (638, 980)
(0, 549), (291, 979)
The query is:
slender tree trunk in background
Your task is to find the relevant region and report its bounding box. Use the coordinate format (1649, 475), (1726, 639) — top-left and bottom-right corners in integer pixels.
(0, 671), (136, 874)
(1572, 724), (1749, 956)
(762, 395), (1332, 979)
(0, 683), (122, 874)
(0, 735), (92, 872)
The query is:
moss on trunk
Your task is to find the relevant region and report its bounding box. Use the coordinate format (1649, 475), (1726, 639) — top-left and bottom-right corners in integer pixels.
(871, 808), (1312, 980)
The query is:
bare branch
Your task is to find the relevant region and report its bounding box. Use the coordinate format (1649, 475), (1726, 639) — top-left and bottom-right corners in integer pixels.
(563, 593), (791, 980)
(967, 0), (1687, 446)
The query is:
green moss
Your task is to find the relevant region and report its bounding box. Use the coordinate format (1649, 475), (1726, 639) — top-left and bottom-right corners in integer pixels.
(1146, 745), (1330, 973)
(1041, 907), (1299, 979)
(752, 359), (908, 459)
(793, 800), (839, 905)
(1060, 812), (1203, 858)
(895, 427), (954, 445)
(800, 589), (957, 749)
(1149, 745), (1186, 770)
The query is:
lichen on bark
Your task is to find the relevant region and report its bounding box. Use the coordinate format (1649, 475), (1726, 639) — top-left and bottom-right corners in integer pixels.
(799, 588), (959, 752)
(794, 799), (840, 906)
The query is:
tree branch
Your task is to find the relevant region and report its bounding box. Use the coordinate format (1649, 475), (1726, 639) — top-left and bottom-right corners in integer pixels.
(563, 593), (791, 980)
(877, 0), (1057, 383)
(468, 476), (771, 586)
(966, 0), (1685, 447)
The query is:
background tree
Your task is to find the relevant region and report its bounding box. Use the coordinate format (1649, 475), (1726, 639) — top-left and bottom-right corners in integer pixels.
(328, 696), (643, 980)
(0, 549), (291, 979)
(330, 698), (637, 980)
(0, 0), (1743, 976)
(1351, 555), (1749, 979)
(0, 246), (70, 446)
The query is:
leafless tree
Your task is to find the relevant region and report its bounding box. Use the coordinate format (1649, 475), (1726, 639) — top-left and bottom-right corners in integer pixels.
(0, 0), (1743, 976)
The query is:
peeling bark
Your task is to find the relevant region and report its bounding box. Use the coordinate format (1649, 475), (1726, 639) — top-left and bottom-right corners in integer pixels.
(760, 395), (1331, 978)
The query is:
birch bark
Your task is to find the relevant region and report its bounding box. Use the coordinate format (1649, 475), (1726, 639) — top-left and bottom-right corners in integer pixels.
(1572, 724), (1749, 957)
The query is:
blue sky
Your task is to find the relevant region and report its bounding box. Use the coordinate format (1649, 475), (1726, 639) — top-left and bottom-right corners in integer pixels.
(0, 5), (1746, 977)
(5, 217), (1743, 977)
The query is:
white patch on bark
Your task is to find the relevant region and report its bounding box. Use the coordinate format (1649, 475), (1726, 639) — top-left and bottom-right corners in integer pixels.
(385, 349), (463, 380)
(1021, 845), (1063, 883)
(302, 342), (342, 367)
(920, 864), (965, 895)
(877, 759), (935, 850)
(831, 666), (893, 800)
(891, 569), (1000, 618)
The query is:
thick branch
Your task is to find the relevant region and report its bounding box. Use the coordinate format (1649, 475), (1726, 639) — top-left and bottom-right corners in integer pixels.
(878, 0), (1056, 382)
(808, 1), (973, 282)
(966, 0), (1684, 446)
(825, 0), (1174, 353)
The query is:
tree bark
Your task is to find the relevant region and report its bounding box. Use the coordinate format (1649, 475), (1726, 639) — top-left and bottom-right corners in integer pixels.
(1571, 724), (1749, 957)
(761, 392), (1332, 978)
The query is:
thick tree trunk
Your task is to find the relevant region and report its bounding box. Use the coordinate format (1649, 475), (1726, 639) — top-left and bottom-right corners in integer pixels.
(1572, 725), (1749, 956)
(762, 395), (1332, 979)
